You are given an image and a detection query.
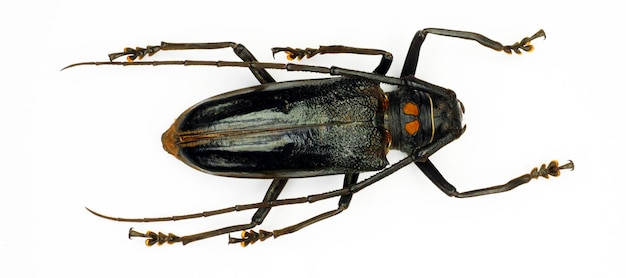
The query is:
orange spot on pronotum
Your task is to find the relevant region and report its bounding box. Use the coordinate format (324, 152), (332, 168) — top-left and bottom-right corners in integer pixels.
(403, 102), (419, 116)
(404, 120), (420, 135)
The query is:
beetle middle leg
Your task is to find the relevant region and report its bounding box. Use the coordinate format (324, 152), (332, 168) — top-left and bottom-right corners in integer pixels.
(271, 45), (393, 74)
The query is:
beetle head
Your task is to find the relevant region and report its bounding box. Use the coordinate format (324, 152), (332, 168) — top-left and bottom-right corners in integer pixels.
(431, 95), (465, 142)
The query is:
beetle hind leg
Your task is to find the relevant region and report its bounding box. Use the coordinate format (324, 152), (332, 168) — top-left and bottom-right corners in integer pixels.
(230, 173), (358, 246)
(108, 41), (276, 84)
(88, 158), (416, 246)
(125, 179), (287, 246)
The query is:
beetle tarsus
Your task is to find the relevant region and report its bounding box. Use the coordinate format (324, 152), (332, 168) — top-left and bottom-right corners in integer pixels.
(228, 229), (274, 247)
(108, 45), (162, 62)
(529, 160), (574, 179)
(502, 29), (546, 54)
(272, 47), (320, 61)
(128, 228), (181, 246)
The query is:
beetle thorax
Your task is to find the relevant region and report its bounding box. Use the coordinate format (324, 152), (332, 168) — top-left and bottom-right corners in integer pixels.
(386, 89), (464, 155)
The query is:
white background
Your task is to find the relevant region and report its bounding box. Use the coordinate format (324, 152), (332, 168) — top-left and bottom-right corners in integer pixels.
(4, 0), (624, 277)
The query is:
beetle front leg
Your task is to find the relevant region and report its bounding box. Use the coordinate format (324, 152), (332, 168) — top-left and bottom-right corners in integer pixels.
(412, 132), (465, 162)
(401, 28), (545, 77)
(422, 28), (546, 54)
(230, 173), (359, 246)
(416, 159), (574, 198)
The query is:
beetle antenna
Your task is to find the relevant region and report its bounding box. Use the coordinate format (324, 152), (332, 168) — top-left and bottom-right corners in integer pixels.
(61, 61), (117, 71)
(61, 60), (295, 71)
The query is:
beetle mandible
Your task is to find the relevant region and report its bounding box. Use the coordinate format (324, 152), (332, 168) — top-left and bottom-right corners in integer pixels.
(65, 28), (574, 247)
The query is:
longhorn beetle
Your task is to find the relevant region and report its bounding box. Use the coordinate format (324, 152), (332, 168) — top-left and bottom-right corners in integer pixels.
(65, 28), (574, 247)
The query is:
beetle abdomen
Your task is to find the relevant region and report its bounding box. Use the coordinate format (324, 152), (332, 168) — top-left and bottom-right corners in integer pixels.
(163, 77), (389, 178)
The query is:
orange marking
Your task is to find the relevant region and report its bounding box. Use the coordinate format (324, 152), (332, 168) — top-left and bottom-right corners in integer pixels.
(404, 120), (420, 135)
(403, 102), (419, 116)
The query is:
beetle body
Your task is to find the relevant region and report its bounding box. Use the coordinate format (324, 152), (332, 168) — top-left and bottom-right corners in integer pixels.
(71, 28), (573, 246)
(162, 76), (463, 178)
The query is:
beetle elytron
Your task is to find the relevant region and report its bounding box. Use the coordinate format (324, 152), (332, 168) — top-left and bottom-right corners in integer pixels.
(66, 28), (574, 246)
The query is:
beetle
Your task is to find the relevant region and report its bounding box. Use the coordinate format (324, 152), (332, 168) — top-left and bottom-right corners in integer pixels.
(66, 28), (574, 247)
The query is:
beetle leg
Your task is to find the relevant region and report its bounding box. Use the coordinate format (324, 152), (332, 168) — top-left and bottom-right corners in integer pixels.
(178, 178), (288, 245)
(108, 41), (276, 84)
(401, 28), (545, 77)
(272, 173), (358, 237)
(271, 45), (393, 74)
(87, 157), (415, 245)
(413, 130), (466, 162)
(230, 173), (359, 246)
(125, 179), (287, 246)
(415, 159), (574, 198)
(251, 179), (288, 227)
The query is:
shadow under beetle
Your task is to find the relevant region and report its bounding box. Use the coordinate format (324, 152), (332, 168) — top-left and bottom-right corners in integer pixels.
(66, 28), (574, 247)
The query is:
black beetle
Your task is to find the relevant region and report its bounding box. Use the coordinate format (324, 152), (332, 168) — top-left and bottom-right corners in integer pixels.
(66, 28), (573, 246)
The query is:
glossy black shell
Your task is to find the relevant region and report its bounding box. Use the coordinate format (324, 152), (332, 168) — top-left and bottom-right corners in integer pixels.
(162, 77), (390, 178)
